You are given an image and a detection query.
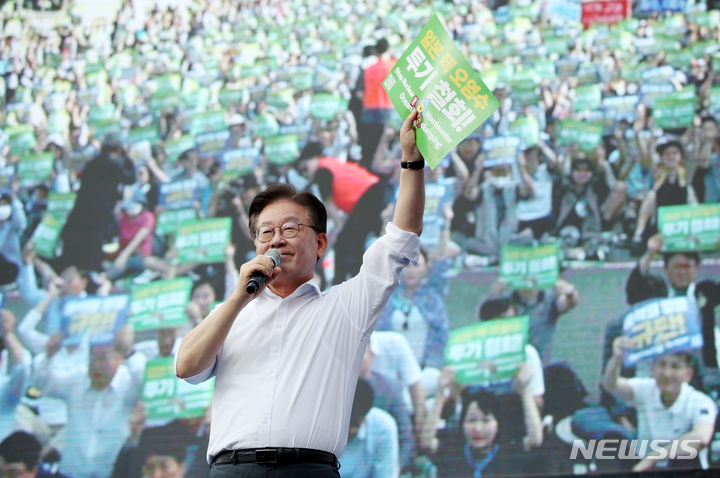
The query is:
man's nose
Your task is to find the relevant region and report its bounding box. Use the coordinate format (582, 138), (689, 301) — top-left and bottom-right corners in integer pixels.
(270, 228), (287, 247)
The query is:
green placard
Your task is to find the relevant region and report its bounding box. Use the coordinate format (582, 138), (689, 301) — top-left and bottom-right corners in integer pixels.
(7, 126), (36, 156)
(689, 10), (720, 29)
(573, 84), (601, 112)
(186, 109), (227, 136)
(543, 36), (570, 56)
(174, 217), (231, 264)
(129, 277), (192, 331)
(556, 120), (604, 152)
(710, 87), (720, 116)
(266, 88), (294, 110)
(149, 93), (179, 112)
(195, 130), (230, 156)
(180, 88), (210, 110)
(620, 61), (650, 84)
(46, 192), (76, 218)
(31, 213), (64, 259)
(309, 92), (345, 121)
(445, 316), (529, 385)
(223, 147), (259, 178)
(691, 40), (719, 59)
(652, 95), (696, 130)
(89, 104), (116, 123)
(576, 63), (598, 85)
(534, 60), (556, 80)
(603, 95), (639, 124)
(509, 79), (539, 107)
(90, 120), (123, 141)
(163, 135), (197, 164)
(218, 87), (246, 107)
(664, 49), (693, 70)
(142, 357), (214, 420)
(509, 116), (539, 149)
(128, 125), (160, 145)
(252, 113), (279, 138)
(383, 13), (499, 169)
(658, 203), (720, 252)
(263, 134), (300, 165)
(500, 241), (560, 289)
(156, 208), (198, 236)
(17, 152), (54, 187)
(160, 179), (198, 210)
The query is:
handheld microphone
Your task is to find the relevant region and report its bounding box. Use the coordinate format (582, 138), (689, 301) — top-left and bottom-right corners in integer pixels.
(246, 249), (282, 294)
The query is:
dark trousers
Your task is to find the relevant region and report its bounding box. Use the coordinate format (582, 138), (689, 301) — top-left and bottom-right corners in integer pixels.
(209, 462), (340, 478)
(357, 121), (385, 171)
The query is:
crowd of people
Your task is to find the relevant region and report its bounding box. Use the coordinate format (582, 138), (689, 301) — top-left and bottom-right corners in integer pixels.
(1, 0), (720, 476)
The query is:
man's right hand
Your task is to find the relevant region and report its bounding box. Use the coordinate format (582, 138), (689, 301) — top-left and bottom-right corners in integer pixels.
(647, 234), (664, 255)
(236, 254), (282, 297)
(612, 336), (637, 358)
(400, 109), (421, 161)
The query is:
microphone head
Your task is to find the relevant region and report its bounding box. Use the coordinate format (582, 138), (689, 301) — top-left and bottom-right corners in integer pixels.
(265, 249), (282, 267)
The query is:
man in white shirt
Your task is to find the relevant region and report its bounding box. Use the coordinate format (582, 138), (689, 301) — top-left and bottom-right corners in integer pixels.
(175, 111), (426, 477)
(42, 341), (146, 478)
(603, 338), (717, 472)
(0, 309), (32, 442)
(339, 378), (400, 478)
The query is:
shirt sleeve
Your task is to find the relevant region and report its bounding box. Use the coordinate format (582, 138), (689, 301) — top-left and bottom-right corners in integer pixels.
(339, 223), (420, 334)
(0, 349), (30, 410)
(525, 345), (545, 397)
(16, 262), (46, 307)
(626, 377), (655, 407)
(17, 308), (49, 355)
(173, 336), (219, 385)
(691, 390), (718, 427)
(370, 408), (400, 478)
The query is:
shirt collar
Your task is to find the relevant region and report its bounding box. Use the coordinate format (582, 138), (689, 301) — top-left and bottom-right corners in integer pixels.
(263, 277), (322, 300)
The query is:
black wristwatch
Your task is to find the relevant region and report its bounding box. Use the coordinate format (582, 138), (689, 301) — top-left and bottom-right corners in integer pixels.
(400, 158), (425, 170)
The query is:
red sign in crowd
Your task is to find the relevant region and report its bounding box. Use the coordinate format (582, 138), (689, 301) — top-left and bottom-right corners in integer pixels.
(581, 0), (632, 28)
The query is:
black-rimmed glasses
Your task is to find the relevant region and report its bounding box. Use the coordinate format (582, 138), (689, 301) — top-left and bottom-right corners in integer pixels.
(254, 221), (318, 243)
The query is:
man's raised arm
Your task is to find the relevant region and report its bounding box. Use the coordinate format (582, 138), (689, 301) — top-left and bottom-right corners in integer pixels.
(392, 110), (425, 236)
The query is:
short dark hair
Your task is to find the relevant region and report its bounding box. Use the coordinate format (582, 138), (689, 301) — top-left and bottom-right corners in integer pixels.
(137, 422), (189, 465)
(662, 251), (700, 269)
(178, 149), (198, 163)
(571, 156), (594, 172)
(0, 431), (41, 471)
(297, 141), (324, 162)
(248, 183), (327, 236)
(654, 351), (697, 369)
(459, 387), (503, 432)
(375, 38), (389, 55)
(350, 377), (375, 426)
(626, 274), (667, 305)
(656, 138), (684, 157)
(478, 296), (514, 321)
(191, 279), (217, 297)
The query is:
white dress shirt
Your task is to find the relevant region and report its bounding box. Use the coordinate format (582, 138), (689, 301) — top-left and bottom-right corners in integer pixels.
(629, 378), (717, 445)
(339, 407), (399, 478)
(44, 356), (146, 478)
(177, 223), (420, 463)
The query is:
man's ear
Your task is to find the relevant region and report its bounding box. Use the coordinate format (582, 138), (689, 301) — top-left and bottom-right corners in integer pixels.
(316, 232), (328, 259)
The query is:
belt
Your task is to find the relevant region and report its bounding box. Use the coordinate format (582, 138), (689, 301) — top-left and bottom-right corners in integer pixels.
(212, 448), (338, 467)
